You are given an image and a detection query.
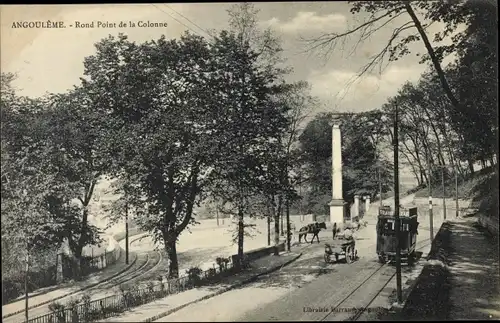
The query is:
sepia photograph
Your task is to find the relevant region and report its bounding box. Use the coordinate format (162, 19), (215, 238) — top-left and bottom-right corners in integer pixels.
(1, 1), (498, 322)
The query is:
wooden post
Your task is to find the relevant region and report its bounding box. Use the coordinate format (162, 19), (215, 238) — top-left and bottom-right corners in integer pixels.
(455, 167), (459, 218)
(442, 167), (447, 220)
(393, 104), (402, 304)
(378, 165), (383, 207)
(125, 202), (129, 265)
(427, 155), (434, 241)
(25, 244), (29, 323)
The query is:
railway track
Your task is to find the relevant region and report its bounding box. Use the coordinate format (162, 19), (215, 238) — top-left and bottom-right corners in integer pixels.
(97, 247), (164, 297)
(319, 238), (434, 321)
(3, 235), (164, 323)
(2, 234), (147, 319)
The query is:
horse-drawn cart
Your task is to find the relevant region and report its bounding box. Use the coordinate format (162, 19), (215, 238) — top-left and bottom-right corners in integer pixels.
(324, 238), (357, 264)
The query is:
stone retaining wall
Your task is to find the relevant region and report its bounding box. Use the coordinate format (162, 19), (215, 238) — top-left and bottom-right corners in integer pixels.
(478, 213), (499, 237)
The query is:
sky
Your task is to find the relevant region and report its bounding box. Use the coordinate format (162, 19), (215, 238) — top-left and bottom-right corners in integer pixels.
(1, 2), (458, 115)
(1, 2), (462, 188)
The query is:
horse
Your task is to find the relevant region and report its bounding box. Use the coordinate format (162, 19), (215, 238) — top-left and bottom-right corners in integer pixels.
(298, 222), (327, 244)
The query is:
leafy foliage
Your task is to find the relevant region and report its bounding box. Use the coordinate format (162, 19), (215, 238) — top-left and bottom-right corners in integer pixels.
(379, 0), (498, 185)
(298, 112), (393, 213)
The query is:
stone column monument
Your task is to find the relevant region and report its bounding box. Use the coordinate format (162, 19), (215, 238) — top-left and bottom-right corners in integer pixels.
(329, 123), (345, 224)
(365, 196), (371, 215)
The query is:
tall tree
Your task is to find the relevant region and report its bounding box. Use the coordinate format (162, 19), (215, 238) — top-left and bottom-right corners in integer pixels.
(208, 30), (289, 265)
(298, 112), (393, 213)
(226, 2), (295, 253)
(303, 1), (485, 122)
(79, 33), (223, 278)
(1, 75), (68, 289)
(42, 88), (109, 275)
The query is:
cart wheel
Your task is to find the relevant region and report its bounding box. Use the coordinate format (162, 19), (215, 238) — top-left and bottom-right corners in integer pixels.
(346, 247), (353, 264)
(378, 255), (386, 264)
(324, 253), (331, 263)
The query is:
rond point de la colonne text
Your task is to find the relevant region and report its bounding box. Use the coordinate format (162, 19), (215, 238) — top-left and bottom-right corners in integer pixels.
(11, 20), (168, 29)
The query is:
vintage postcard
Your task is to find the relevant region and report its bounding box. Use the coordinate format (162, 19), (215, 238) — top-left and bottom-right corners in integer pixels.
(1, 2), (498, 322)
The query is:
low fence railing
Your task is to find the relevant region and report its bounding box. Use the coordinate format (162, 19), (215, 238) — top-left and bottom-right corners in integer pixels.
(61, 246), (121, 280)
(27, 258), (237, 323)
(2, 245), (122, 306)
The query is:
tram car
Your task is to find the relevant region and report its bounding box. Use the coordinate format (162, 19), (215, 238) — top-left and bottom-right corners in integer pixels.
(376, 206), (419, 265)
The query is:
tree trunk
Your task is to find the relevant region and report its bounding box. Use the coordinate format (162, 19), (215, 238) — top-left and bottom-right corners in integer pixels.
(286, 197), (291, 252)
(280, 208), (284, 236)
(405, 2), (461, 112)
(422, 106), (447, 167)
(267, 214), (271, 246)
(468, 159), (475, 175)
(73, 245), (83, 279)
(216, 206), (219, 226)
(164, 237), (179, 279)
(237, 206), (244, 266)
(266, 200), (272, 246)
(274, 196), (281, 256)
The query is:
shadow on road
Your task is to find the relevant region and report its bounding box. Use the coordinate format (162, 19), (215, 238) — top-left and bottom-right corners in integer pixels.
(240, 254), (344, 290)
(378, 220), (499, 321)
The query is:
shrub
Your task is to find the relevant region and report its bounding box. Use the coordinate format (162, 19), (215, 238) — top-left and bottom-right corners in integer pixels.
(66, 297), (80, 308)
(1, 279), (22, 305)
(215, 257), (230, 271)
(48, 301), (66, 312)
(207, 267), (217, 280)
(241, 255), (250, 269)
(66, 297), (80, 323)
(146, 281), (155, 293)
(80, 292), (92, 321)
(48, 301), (66, 323)
(186, 267), (203, 287)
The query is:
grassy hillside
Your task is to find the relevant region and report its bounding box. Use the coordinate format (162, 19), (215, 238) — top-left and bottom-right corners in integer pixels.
(413, 166), (498, 216)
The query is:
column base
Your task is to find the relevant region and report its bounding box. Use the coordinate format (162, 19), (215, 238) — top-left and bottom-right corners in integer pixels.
(329, 199), (347, 225)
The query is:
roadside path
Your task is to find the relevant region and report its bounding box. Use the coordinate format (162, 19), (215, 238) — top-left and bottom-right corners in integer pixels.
(447, 218), (500, 320)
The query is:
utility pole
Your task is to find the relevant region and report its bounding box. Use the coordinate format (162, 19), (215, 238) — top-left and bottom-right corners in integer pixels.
(427, 156), (434, 241)
(285, 158), (291, 251)
(455, 167), (459, 218)
(378, 164), (383, 207)
(442, 167), (447, 220)
(125, 202), (129, 265)
(393, 105), (403, 304)
(375, 144), (383, 207)
(25, 243), (29, 323)
(299, 170), (303, 219)
(286, 194), (291, 251)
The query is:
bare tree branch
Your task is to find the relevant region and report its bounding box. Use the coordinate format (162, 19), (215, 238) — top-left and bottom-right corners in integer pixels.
(302, 7), (403, 53)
